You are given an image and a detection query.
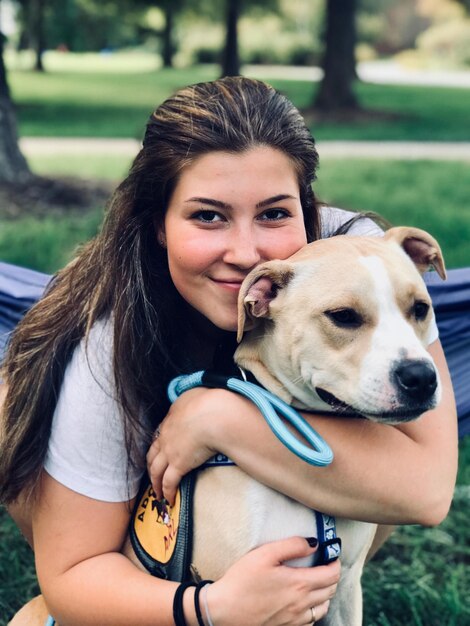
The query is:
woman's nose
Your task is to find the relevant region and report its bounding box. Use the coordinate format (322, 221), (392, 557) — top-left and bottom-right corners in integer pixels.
(223, 230), (262, 269)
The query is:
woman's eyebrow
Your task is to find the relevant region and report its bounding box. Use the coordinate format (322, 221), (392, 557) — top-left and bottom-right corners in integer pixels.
(185, 197), (231, 209)
(256, 194), (297, 208)
(185, 194), (297, 209)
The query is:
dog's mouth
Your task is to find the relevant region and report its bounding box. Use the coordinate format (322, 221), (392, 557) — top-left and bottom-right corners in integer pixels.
(315, 387), (432, 422)
(315, 388), (357, 415)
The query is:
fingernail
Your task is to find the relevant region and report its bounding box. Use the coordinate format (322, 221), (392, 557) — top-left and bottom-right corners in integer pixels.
(305, 537), (318, 547)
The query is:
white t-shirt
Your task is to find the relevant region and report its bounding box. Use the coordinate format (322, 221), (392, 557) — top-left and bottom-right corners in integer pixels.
(44, 207), (439, 502)
(44, 317), (146, 502)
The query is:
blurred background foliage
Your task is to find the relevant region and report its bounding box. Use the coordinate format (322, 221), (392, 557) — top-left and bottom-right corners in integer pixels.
(3, 0), (470, 70)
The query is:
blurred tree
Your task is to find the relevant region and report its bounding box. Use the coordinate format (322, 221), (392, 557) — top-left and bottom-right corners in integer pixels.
(0, 25), (33, 185)
(32, 0), (46, 71)
(161, 0), (175, 67)
(314, 0), (358, 112)
(222, 0), (239, 75)
(16, 0), (47, 71)
(132, 0), (187, 68)
(220, 0), (279, 76)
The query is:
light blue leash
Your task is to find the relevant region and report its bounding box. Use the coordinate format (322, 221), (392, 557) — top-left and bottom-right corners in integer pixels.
(168, 370), (333, 467)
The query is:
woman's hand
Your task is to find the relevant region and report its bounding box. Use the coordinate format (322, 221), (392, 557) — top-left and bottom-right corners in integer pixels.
(147, 387), (249, 504)
(208, 536), (340, 626)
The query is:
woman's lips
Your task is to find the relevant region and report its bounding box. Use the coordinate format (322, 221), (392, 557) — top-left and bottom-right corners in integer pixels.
(211, 278), (244, 291)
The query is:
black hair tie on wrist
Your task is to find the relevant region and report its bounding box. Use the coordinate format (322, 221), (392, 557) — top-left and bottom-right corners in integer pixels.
(194, 580), (214, 626)
(173, 581), (197, 626)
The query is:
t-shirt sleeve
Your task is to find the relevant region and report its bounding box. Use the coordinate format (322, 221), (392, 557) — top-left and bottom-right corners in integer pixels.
(320, 206), (439, 346)
(320, 205), (385, 238)
(44, 318), (145, 502)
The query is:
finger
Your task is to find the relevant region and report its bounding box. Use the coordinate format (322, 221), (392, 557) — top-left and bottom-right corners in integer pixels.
(303, 600), (330, 625)
(161, 465), (184, 506)
(298, 560), (341, 595)
(148, 453), (168, 500)
(261, 536), (319, 565)
(146, 437), (160, 468)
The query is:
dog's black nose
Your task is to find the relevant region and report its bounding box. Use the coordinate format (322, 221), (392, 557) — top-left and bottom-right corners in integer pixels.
(394, 360), (437, 402)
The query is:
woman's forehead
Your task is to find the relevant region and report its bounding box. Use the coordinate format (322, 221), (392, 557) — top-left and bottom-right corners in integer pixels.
(172, 147), (300, 197)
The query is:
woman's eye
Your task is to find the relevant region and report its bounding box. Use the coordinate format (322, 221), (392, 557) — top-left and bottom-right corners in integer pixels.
(260, 209), (289, 221)
(192, 210), (223, 223)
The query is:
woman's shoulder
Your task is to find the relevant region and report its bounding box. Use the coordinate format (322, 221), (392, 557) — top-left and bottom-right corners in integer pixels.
(320, 206), (384, 238)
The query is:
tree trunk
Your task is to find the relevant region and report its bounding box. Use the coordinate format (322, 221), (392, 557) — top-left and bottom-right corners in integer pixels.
(0, 31), (10, 99)
(33, 0), (46, 72)
(0, 32), (34, 185)
(314, 0), (358, 112)
(221, 0), (240, 77)
(162, 5), (174, 68)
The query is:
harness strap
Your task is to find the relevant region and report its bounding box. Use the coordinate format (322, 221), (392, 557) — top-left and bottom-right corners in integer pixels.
(314, 510), (342, 565)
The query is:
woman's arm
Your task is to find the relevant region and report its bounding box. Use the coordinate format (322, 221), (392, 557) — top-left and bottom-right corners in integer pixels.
(149, 340), (457, 526)
(33, 471), (339, 626)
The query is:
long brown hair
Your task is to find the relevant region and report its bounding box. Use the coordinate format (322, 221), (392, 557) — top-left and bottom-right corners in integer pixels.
(0, 76), (321, 504)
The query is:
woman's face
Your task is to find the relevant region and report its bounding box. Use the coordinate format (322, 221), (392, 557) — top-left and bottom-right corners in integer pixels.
(161, 146), (308, 332)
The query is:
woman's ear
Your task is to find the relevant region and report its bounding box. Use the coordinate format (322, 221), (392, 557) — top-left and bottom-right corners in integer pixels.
(156, 223), (167, 248)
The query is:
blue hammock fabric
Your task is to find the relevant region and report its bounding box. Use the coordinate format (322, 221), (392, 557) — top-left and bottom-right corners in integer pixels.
(0, 261), (469, 437)
(0, 262), (51, 358)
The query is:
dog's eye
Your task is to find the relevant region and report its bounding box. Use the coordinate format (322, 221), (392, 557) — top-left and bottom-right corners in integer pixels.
(412, 301), (430, 321)
(326, 308), (362, 328)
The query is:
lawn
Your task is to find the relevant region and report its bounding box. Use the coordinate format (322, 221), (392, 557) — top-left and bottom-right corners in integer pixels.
(6, 53), (470, 141)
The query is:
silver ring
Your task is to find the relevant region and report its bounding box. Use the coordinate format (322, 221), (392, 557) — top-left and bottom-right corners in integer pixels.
(310, 605), (316, 624)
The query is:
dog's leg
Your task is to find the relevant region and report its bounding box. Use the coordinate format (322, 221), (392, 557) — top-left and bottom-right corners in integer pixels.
(366, 524), (396, 562)
(322, 559), (366, 626)
(323, 520), (376, 626)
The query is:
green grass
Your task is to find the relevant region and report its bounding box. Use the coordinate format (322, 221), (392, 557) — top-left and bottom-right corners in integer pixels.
(6, 57), (470, 141)
(28, 153), (134, 181)
(0, 211), (103, 274)
(315, 159), (470, 268)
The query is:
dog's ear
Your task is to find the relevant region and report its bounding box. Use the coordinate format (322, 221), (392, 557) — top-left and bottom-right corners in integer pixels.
(384, 226), (447, 280)
(237, 261), (294, 342)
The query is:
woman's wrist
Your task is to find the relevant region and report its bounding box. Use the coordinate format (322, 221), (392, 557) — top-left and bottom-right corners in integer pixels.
(182, 585), (198, 626)
(181, 580), (216, 626)
(199, 388), (253, 455)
